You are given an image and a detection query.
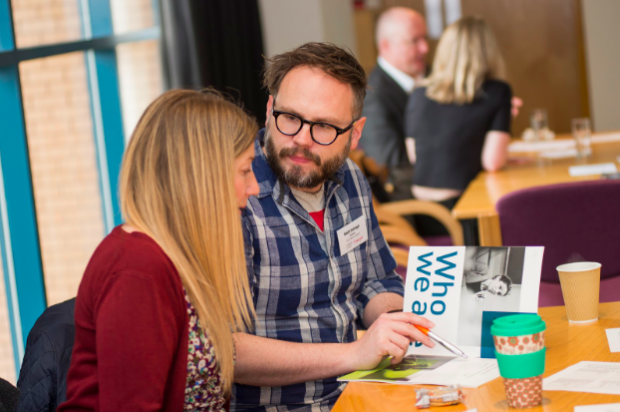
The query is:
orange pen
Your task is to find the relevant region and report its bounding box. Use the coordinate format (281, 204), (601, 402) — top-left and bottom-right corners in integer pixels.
(414, 325), (468, 359)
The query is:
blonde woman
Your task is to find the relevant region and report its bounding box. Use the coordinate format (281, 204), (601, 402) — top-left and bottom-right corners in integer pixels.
(405, 16), (511, 236)
(58, 90), (259, 412)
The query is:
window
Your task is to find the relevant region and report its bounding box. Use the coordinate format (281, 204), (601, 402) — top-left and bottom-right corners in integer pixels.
(116, 40), (164, 141)
(20, 52), (105, 306)
(0, 0), (162, 381)
(11, 0), (83, 48)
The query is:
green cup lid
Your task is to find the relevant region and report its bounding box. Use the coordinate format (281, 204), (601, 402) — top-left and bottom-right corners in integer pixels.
(490, 314), (546, 337)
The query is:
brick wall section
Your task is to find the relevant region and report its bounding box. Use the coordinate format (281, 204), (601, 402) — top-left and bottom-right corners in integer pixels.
(113, 1), (163, 139)
(117, 40), (164, 140)
(20, 52), (106, 308)
(111, 0), (155, 34)
(11, 0), (82, 48)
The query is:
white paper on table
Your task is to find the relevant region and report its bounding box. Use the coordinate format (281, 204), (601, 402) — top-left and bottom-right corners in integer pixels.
(539, 148), (578, 159)
(509, 139), (575, 153)
(405, 357), (500, 388)
(574, 403), (620, 411)
(543, 361), (620, 394)
(591, 132), (620, 144)
(510, 133), (620, 154)
(606, 328), (620, 353)
(569, 163), (618, 177)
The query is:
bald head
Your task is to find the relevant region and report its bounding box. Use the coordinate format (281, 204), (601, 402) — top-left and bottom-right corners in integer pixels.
(376, 7), (428, 79)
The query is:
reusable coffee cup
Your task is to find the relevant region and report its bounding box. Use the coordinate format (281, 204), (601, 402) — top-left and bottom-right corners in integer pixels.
(491, 314), (546, 409)
(556, 262), (601, 324)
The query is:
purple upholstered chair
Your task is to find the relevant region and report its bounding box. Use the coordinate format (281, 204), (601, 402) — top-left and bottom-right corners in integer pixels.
(496, 180), (620, 307)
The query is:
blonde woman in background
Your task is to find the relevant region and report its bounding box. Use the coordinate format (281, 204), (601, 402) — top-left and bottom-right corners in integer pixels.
(58, 89), (259, 412)
(405, 16), (512, 236)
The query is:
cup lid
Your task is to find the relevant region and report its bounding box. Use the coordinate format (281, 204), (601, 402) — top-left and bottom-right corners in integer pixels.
(491, 314), (546, 337)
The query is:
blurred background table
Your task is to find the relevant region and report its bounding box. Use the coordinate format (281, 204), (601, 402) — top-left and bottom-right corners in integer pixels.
(452, 132), (620, 246)
(333, 301), (620, 412)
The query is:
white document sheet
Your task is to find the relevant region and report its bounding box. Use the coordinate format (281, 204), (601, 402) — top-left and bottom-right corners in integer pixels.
(574, 403), (620, 411)
(406, 357), (500, 388)
(606, 328), (620, 353)
(591, 132), (620, 144)
(509, 139), (575, 153)
(508, 133), (620, 154)
(539, 148), (579, 159)
(569, 163), (618, 177)
(543, 361), (620, 394)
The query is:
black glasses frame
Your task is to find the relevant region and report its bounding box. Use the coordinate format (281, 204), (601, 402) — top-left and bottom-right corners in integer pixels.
(271, 101), (357, 146)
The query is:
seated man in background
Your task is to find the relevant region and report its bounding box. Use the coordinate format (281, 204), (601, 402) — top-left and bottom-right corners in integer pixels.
(360, 7), (429, 201)
(232, 42), (435, 412)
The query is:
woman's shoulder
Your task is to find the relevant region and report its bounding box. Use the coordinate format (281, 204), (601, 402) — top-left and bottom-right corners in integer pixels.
(86, 226), (181, 285)
(482, 79), (512, 96)
(406, 85), (433, 111)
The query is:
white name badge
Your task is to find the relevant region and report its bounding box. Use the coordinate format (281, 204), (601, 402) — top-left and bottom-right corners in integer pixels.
(336, 216), (368, 256)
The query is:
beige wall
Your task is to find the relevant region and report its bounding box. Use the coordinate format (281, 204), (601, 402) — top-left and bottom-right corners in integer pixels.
(581, 0), (620, 132)
(258, 0), (357, 58)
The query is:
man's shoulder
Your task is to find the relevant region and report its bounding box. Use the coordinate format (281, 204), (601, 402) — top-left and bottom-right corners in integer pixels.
(364, 66), (408, 115)
(367, 65), (399, 93)
(367, 65), (386, 85)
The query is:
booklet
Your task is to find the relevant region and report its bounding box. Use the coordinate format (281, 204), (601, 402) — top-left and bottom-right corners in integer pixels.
(404, 246), (544, 359)
(339, 355), (452, 384)
(338, 246), (542, 387)
(338, 355), (501, 388)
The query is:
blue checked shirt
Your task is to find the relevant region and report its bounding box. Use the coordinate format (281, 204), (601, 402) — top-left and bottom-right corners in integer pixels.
(232, 132), (404, 412)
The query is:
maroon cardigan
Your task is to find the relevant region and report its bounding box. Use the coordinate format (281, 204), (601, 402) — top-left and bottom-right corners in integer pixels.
(58, 226), (189, 412)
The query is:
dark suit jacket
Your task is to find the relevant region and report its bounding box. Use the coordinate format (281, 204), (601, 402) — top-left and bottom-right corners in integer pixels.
(16, 298), (75, 412)
(360, 65), (410, 168)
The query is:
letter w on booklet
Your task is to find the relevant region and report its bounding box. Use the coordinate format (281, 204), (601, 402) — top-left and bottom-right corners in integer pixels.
(339, 246), (543, 387)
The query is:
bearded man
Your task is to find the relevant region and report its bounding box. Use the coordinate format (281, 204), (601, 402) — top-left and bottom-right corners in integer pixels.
(231, 42), (435, 412)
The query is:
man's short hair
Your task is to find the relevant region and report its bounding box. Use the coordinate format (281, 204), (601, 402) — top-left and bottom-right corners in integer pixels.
(263, 42), (367, 118)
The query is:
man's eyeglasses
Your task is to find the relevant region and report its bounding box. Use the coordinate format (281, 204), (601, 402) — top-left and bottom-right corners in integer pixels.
(271, 100), (357, 146)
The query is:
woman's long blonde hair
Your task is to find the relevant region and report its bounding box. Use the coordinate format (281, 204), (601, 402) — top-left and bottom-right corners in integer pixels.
(425, 16), (505, 104)
(119, 89), (257, 394)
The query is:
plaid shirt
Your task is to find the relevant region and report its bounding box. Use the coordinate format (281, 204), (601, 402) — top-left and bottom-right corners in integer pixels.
(232, 132), (404, 412)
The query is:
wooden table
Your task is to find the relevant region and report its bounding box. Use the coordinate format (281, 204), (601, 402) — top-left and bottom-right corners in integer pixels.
(451, 133), (620, 246)
(333, 301), (620, 411)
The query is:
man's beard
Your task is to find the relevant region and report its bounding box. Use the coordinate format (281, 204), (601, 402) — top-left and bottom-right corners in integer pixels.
(264, 127), (351, 189)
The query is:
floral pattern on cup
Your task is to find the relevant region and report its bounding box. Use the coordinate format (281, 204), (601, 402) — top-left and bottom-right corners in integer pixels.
(493, 332), (545, 355)
(503, 375), (543, 409)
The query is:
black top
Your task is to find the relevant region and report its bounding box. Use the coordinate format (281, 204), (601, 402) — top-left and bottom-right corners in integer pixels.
(405, 80), (512, 191)
(0, 378), (19, 412)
